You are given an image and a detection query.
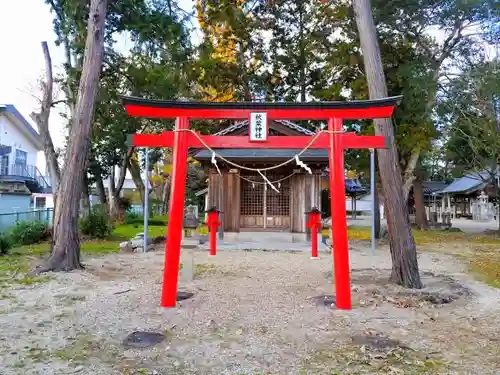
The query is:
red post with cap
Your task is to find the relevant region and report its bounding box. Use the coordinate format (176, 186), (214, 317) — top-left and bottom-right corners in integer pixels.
(206, 207), (221, 256)
(306, 208), (322, 259)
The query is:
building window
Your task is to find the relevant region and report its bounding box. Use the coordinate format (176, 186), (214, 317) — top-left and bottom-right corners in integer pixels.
(15, 150), (27, 166)
(35, 197), (47, 209)
(0, 155), (8, 175)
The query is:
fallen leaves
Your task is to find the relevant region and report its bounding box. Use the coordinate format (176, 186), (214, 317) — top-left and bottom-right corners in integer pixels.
(302, 336), (447, 374)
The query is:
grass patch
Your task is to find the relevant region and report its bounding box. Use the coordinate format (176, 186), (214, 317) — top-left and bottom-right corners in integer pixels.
(467, 248), (500, 288)
(0, 221), (167, 285)
(15, 275), (52, 286)
(110, 223), (166, 241)
(347, 226), (500, 246)
(348, 226), (500, 288)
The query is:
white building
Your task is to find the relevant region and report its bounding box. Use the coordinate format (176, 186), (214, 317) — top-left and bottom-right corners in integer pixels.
(0, 104), (51, 226)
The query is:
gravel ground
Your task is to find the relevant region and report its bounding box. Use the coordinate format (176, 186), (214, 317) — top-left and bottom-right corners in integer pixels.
(0, 244), (499, 375)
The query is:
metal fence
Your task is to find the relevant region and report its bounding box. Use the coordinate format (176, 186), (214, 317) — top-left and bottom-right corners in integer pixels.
(0, 204), (166, 233)
(0, 208), (54, 232)
(129, 204), (164, 216)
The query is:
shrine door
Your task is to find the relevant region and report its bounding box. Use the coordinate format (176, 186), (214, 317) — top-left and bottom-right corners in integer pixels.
(239, 172), (291, 230)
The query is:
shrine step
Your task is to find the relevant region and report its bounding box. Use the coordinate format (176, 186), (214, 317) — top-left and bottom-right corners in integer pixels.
(220, 231), (322, 244)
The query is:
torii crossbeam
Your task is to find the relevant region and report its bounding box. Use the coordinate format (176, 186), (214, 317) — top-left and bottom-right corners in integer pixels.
(123, 96), (401, 310)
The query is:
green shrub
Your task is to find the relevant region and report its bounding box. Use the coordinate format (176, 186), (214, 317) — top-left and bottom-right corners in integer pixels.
(124, 210), (140, 224)
(9, 221), (50, 246)
(148, 219), (167, 226)
(80, 208), (113, 239)
(124, 211), (167, 226)
(0, 234), (12, 255)
(119, 197), (132, 211)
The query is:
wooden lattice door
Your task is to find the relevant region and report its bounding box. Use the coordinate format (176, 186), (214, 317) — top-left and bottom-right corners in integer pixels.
(240, 172), (291, 229)
(240, 172), (264, 228)
(265, 173), (290, 229)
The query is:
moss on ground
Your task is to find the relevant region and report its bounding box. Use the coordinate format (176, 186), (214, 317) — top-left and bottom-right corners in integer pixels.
(299, 343), (447, 374)
(53, 333), (118, 363)
(194, 263), (218, 277)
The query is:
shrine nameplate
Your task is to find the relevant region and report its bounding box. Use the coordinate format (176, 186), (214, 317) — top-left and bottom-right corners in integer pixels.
(249, 112), (267, 142)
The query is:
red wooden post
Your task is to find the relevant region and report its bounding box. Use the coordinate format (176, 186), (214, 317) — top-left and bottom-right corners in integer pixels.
(328, 117), (352, 310)
(306, 208), (321, 259)
(206, 207), (221, 256)
(209, 224), (217, 256)
(161, 116), (190, 308)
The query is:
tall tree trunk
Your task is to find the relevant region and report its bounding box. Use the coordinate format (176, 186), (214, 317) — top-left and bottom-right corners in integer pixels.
(237, 41), (252, 101)
(39, 0), (108, 273)
(373, 166), (381, 238)
(108, 150), (130, 219)
(95, 173), (107, 206)
(413, 161), (429, 229)
(402, 150), (420, 202)
(298, 3), (306, 102)
(128, 155), (146, 205)
(491, 164), (500, 233)
(80, 175), (91, 217)
(353, 0), (422, 288)
(30, 41), (61, 198)
(161, 179), (170, 215)
(108, 169), (121, 220)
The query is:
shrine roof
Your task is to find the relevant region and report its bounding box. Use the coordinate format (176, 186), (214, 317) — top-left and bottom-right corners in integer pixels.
(193, 149), (328, 161)
(439, 171), (491, 194)
(215, 119), (315, 136)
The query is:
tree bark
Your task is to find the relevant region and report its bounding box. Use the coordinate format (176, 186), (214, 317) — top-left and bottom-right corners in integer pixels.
(373, 167), (381, 238)
(161, 179), (171, 215)
(413, 161), (429, 229)
(353, 0), (422, 288)
(39, 0), (108, 273)
(80, 175), (91, 217)
(108, 148), (132, 219)
(402, 150), (420, 202)
(30, 41), (61, 197)
(128, 154), (146, 205)
(95, 173), (107, 206)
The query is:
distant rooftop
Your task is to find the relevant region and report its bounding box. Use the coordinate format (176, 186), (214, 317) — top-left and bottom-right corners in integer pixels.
(440, 170), (497, 194)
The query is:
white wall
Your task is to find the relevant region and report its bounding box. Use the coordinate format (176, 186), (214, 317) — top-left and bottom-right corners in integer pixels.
(0, 114), (39, 167)
(31, 193), (55, 209)
(346, 193), (384, 216)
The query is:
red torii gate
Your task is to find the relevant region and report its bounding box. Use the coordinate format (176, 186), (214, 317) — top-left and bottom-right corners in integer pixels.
(123, 96), (400, 310)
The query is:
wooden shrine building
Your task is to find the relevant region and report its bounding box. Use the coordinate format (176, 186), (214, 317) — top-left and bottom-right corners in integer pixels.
(193, 120), (328, 234)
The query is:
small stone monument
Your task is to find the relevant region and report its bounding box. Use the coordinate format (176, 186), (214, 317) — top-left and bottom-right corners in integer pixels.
(180, 247), (195, 282)
(181, 206), (199, 282)
(183, 205), (199, 238)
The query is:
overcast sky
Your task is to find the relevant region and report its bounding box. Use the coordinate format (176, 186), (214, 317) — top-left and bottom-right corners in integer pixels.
(0, 0), (197, 173)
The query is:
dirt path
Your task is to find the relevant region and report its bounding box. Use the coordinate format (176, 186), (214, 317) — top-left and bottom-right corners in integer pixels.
(0, 245), (499, 375)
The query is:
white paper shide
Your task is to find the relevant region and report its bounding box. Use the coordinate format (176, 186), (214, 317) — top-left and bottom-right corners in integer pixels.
(249, 112), (267, 141)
